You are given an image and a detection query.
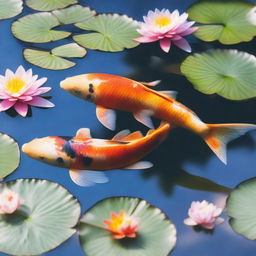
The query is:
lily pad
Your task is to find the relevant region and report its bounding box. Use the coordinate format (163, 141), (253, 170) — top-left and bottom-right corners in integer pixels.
(24, 49), (76, 70)
(227, 178), (256, 240)
(79, 197), (176, 256)
(0, 0), (23, 20)
(0, 179), (81, 255)
(74, 14), (140, 52)
(180, 49), (256, 100)
(11, 12), (71, 43)
(52, 43), (87, 58)
(52, 5), (96, 24)
(0, 133), (20, 179)
(25, 0), (77, 11)
(187, 1), (256, 44)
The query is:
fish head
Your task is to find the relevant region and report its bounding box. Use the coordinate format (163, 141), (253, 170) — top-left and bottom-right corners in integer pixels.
(60, 74), (102, 103)
(22, 137), (69, 168)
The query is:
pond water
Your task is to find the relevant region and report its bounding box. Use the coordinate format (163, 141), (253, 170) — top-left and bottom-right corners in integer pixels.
(1, 0), (256, 255)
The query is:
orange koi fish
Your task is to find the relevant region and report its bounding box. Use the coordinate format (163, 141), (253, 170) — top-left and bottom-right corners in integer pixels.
(60, 73), (256, 164)
(22, 123), (171, 186)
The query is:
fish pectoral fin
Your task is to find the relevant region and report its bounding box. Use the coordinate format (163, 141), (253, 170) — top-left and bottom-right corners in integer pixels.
(96, 105), (116, 131)
(159, 90), (177, 99)
(140, 80), (161, 87)
(122, 131), (144, 141)
(69, 169), (109, 187)
(133, 110), (154, 129)
(76, 128), (92, 139)
(123, 161), (153, 170)
(112, 129), (131, 140)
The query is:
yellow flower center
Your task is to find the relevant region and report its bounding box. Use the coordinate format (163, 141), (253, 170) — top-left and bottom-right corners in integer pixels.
(154, 16), (172, 28)
(6, 78), (26, 94)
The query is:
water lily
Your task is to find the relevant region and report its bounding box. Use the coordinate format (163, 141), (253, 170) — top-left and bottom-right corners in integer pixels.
(135, 8), (198, 53)
(0, 189), (22, 214)
(103, 210), (139, 239)
(184, 200), (224, 229)
(0, 66), (54, 117)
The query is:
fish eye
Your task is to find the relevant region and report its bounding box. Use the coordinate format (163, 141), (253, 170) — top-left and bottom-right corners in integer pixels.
(73, 90), (81, 95)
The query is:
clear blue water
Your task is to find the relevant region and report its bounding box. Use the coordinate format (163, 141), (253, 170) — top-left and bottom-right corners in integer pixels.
(1, 0), (256, 255)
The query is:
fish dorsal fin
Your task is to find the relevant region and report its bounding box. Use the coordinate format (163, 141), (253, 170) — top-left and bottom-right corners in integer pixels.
(112, 129), (131, 140)
(96, 105), (116, 131)
(133, 110), (154, 129)
(123, 161), (153, 170)
(69, 169), (109, 187)
(159, 90), (177, 99)
(76, 128), (92, 139)
(122, 131), (143, 141)
(140, 80), (161, 87)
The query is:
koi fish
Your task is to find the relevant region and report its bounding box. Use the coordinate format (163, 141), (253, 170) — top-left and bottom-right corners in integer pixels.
(22, 123), (171, 187)
(60, 73), (256, 164)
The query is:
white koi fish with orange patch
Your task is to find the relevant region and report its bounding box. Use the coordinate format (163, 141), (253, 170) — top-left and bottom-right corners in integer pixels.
(22, 123), (171, 186)
(60, 73), (256, 164)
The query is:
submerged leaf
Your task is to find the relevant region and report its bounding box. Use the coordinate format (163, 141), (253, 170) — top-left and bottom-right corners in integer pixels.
(0, 0), (23, 20)
(187, 1), (256, 44)
(0, 133), (20, 179)
(52, 5), (96, 24)
(227, 178), (256, 240)
(25, 0), (77, 11)
(180, 49), (256, 100)
(0, 179), (81, 255)
(74, 14), (140, 52)
(79, 197), (176, 256)
(24, 49), (76, 70)
(11, 12), (71, 43)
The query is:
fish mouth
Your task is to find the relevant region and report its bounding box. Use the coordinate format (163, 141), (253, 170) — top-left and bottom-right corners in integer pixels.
(21, 143), (28, 154)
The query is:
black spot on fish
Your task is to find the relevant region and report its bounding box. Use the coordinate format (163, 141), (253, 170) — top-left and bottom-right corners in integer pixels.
(89, 83), (93, 88)
(56, 157), (64, 165)
(62, 141), (76, 158)
(40, 156), (45, 160)
(59, 136), (72, 141)
(89, 87), (94, 93)
(82, 156), (93, 166)
(86, 94), (92, 100)
(74, 90), (81, 96)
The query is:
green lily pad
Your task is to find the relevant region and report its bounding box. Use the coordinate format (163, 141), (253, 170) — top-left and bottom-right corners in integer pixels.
(52, 43), (86, 58)
(180, 49), (256, 100)
(74, 14), (140, 52)
(24, 49), (76, 70)
(187, 1), (256, 44)
(25, 0), (77, 11)
(0, 179), (81, 255)
(79, 197), (176, 256)
(52, 5), (96, 24)
(227, 178), (256, 240)
(0, 0), (23, 20)
(11, 12), (71, 43)
(0, 133), (20, 179)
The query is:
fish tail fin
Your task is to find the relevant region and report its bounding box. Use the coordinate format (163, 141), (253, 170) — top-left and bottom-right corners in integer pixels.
(204, 123), (256, 164)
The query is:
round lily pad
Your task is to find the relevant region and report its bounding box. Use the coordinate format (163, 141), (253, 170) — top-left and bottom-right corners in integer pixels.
(25, 0), (77, 11)
(24, 49), (76, 70)
(11, 12), (71, 43)
(0, 0), (23, 20)
(0, 133), (20, 179)
(51, 43), (86, 58)
(227, 178), (256, 240)
(52, 5), (96, 24)
(187, 1), (256, 44)
(74, 14), (140, 52)
(79, 197), (176, 256)
(180, 49), (256, 100)
(0, 179), (81, 255)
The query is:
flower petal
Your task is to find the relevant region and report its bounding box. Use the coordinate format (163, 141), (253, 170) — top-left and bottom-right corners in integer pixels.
(28, 97), (54, 108)
(134, 36), (158, 43)
(14, 102), (28, 117)
(30, 87), (52, 96)
(160, 38), (171, 53)
(0, 100), (16, 111)
(173, 38), (191, 52)
(184, 218), (197, 226)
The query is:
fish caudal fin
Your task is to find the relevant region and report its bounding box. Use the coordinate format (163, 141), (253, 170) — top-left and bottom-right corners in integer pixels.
(204, 124), (256, 164)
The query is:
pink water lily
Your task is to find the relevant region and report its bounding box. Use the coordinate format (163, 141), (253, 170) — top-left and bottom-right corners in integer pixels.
(0, 189), (22, 214)
(135, 8), (198, 53)
(0, 66), (54, 117)
(184, 200), (224, 229)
